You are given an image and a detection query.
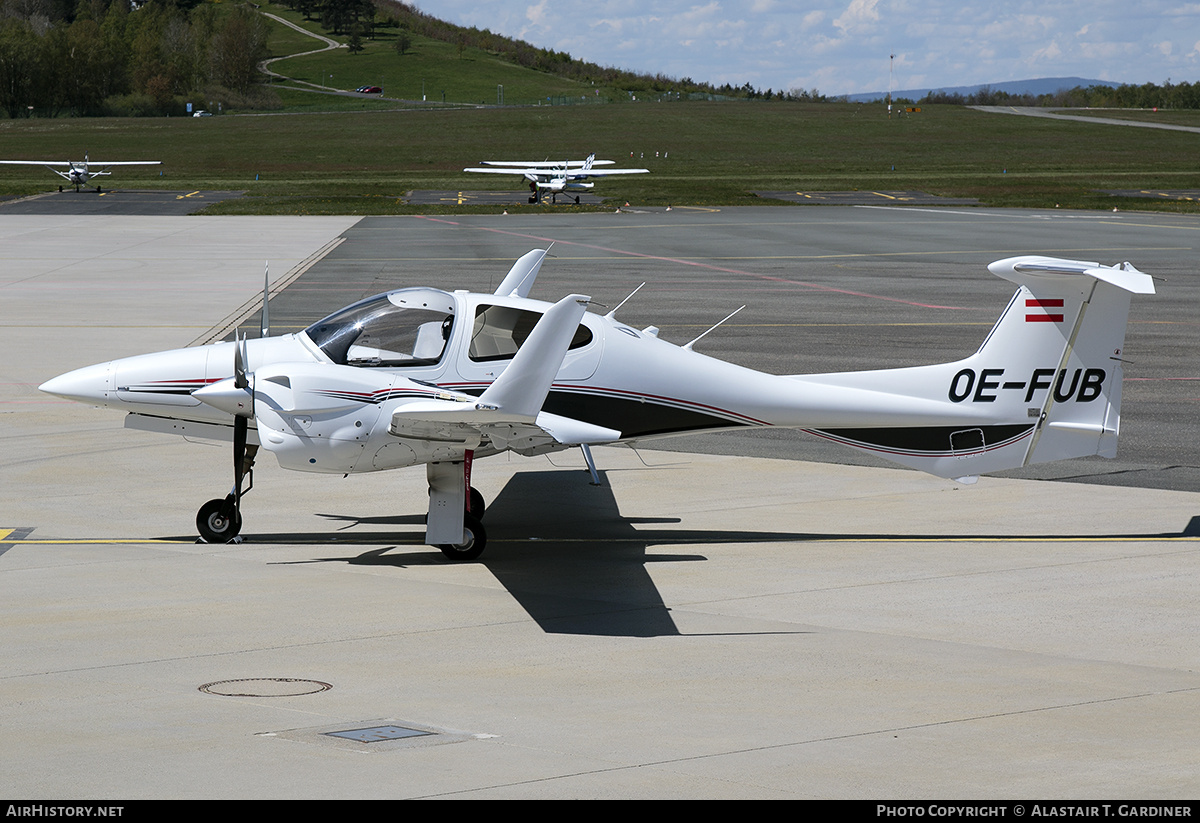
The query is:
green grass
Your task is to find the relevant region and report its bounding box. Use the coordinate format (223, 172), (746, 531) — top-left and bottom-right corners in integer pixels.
(0, 6), (1196, 214)
(260, 3), (603, 106)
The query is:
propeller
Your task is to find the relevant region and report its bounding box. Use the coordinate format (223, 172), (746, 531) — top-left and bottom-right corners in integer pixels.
(231, 334), (252, 516)
(191, 334), (256, 541)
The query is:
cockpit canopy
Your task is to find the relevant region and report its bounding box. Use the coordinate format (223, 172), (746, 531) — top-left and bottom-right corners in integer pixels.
(304, 287), (597, 369)
(305, 288), (456, 367)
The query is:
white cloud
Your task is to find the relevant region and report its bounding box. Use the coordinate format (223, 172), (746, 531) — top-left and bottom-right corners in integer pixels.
(412, 1), (1197, 96)
(833, 0), (881, 35)
(524, 1), (552, 28)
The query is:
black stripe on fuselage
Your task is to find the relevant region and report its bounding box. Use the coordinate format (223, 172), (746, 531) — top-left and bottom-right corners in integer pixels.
(805, 424), (1035, 456)
(456, 386), (747, 438)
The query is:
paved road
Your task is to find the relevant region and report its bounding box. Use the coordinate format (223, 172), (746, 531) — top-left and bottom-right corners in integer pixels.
(0, 189), (245, 215)
(972, 105), (1200, 134)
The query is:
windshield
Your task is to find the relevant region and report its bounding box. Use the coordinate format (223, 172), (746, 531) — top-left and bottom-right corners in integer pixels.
(304, 288), (456, 367)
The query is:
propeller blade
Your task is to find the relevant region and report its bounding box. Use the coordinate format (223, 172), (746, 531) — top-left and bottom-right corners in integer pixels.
(234, 334), (249, 389)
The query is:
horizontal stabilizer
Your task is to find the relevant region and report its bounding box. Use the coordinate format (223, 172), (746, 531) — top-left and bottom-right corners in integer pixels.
(988, 256), (1155, 295)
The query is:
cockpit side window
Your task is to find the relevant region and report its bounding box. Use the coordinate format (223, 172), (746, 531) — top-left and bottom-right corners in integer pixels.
(469, 304), (593, 362)
(304, 292), (455, 367)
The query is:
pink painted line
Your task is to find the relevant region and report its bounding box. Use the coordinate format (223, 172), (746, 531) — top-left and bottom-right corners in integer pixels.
(414, 216), (975, 310)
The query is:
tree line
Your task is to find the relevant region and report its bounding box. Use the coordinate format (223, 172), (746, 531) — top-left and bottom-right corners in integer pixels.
(911, 81), (1200, 109)
(0, 0), (270, 117)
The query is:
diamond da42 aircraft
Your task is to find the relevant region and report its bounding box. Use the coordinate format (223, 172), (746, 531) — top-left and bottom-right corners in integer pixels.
(39, 250), (1154, 560)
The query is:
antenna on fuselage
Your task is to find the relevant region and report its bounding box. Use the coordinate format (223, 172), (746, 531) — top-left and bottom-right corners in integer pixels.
(604, 282), (645, 319)
(260, 261), (270, 338)
(682, 305), (745, 350)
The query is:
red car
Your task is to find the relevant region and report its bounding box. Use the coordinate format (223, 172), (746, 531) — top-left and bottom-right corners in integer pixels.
(356, 86), (382, 94)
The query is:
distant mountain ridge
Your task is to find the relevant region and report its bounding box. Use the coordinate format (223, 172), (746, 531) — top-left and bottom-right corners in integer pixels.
(844, 77), (1121, 103)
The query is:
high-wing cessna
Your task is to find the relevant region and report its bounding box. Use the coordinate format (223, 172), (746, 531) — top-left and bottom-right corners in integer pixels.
(40, 251), (1154, 560)
(463, 153), (648, 203)
(0, 154), (160, 192)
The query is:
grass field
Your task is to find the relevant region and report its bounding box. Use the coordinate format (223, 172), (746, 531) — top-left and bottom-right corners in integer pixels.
(0, 6), (1196, 215)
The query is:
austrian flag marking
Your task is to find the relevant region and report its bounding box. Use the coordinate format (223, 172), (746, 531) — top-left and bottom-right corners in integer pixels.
(1025, 298), (1064, 323)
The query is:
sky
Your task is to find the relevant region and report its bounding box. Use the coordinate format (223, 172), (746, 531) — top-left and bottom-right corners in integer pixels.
(409, 1), (1200, 97)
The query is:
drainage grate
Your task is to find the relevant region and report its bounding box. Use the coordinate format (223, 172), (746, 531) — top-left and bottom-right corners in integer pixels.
(265, 719), (474, 752)
(199, 678), (332, 697)
(325, 725), (433, 743)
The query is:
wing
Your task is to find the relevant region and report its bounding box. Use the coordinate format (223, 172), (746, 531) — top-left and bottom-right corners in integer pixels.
(463, 166), (540, 174)
(0, 160), (72, 166)
(389, 293), (620, 454)
(477, 159), (615, 168)
(568, 168), (649, 177)
(86, 161), (161, 166)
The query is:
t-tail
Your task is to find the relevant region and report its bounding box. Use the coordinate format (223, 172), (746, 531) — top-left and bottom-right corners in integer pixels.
(799, 256), (1155, 481)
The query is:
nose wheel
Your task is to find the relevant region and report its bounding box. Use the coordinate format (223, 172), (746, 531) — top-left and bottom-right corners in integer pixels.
(197, 496), (243, 543)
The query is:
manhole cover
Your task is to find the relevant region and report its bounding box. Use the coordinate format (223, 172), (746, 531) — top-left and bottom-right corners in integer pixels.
(199, 678), (332, 697)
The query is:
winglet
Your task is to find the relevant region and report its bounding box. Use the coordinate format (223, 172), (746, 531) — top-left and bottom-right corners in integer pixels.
(494, 246), (552, 298)
(478, 293), (590, 418)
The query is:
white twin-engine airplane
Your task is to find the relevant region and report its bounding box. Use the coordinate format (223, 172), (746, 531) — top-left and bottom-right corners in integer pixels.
(39, 251), (1154, 560)
(0, 154), (160, 192)
(463, 153), (649, 203)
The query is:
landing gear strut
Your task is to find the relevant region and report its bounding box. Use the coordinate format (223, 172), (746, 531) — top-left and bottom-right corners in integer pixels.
(195, 436), (257, 543)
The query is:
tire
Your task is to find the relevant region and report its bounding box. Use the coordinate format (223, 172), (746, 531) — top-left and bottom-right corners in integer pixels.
(469, 487), (486, 520)
(437, 513), (486, 561)
(197, 497), (242, 543)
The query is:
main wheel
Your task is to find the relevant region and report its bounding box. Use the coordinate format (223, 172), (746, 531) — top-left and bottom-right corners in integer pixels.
(437, 513), (486, 561)
(469, 487), (486, 520)
(197, 497), (242, 543)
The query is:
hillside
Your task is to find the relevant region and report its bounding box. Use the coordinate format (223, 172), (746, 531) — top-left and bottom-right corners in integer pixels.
(263, 0), (777, 105)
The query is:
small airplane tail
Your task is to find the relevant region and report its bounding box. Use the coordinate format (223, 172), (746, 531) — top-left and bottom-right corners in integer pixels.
(801, 256), (1155, 480)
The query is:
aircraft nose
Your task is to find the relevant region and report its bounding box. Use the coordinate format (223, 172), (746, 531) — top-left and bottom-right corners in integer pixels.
(39, 361), (114, 405)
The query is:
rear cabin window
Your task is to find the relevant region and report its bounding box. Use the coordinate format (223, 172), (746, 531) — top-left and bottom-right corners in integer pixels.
(469, 304), (593, 362)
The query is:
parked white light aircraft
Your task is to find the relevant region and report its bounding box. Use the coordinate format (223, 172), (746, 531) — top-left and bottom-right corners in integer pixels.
(0, 154), (160, 192)
(40, 251), (1154, 560)
(463, 153), (648, 203)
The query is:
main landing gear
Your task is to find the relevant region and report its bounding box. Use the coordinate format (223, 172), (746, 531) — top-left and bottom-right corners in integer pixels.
(427, 456), (489, 561)
(435, 507), (486, 562)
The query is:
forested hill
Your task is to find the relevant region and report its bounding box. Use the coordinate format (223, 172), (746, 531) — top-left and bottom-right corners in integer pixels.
(0, 0), (270, 118)
(0, 0), (810, 120)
